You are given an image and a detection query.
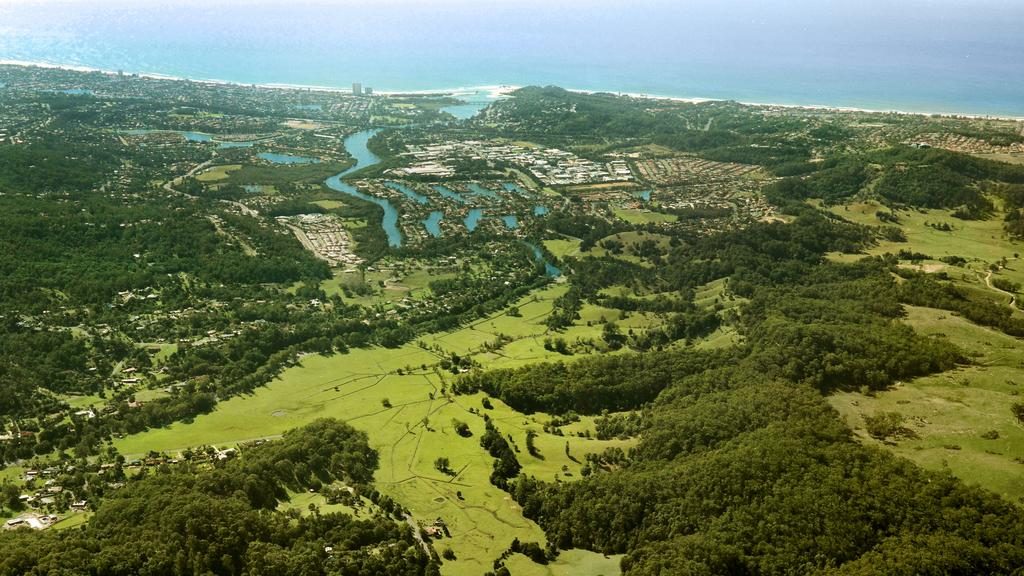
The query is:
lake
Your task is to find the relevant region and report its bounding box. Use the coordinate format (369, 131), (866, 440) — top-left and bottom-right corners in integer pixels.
(423, 211), (444, 238)
(464, 208), (484, 232)
(466, 183), (500, 200)
(503, 182), (529, 196)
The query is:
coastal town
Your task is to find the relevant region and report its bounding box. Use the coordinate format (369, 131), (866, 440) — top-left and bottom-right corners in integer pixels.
(395, 139), (635, 185)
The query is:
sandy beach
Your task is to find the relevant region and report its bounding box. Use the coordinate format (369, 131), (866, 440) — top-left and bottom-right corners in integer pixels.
(2, 59), (1021, 122)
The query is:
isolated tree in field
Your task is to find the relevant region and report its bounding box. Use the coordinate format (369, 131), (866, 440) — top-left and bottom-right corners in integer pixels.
(434, 457), (452, 474)
(864, 412), (912, 440)
(602, 321), (626, 350)
(1, 483), (21, 513)
(452, 419), (472, 437)
(526, 430), (543, 459)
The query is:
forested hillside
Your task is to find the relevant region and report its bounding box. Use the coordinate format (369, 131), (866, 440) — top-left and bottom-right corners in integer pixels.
(460, 213), (1024, 575)
(0, 419), (438, 576)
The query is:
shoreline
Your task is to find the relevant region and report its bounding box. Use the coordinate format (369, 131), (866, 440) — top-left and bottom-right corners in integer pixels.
(0, 58), (518, 100)
(565, 88), (1024, 123)
(2, 58), (1022, 122)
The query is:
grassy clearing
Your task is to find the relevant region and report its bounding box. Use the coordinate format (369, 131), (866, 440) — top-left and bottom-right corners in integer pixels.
(114, 345), (629, 576)
(565, 181), (641, 193)
(598, 283), (674, 300)
(829, 305), (1024, 504)
(825, 201), (1024, 289)
(502, 549), (622, 576)
(974, 153), (1024, 165)
(278, 489), (374, 520)
(318, 265), (457, 306)
(196, 164), (241, 182)
(596, 231), (672, 250)
(0, 466), (24, 484)
(423, 284), (661, 370)
(480, 392), (638, 484)
(133, 387), (171, 402)
(225, 161), (350, 187)
(423, 285), (574, 368)
(59, 394), (104, 410)
(694, 277), (745, 312)
(547, 232), (673, 268)
(50, 512), (91, 531)
(825, 200), (1024, 502)
(586, 231), (674, 266)
(544, 238), (582, 260)
(612, 207), (677, 225)
(139, 342), (178, 364)
(693, 325), (742, 350)
(311, 199), (346, 210)
(114, 283), (642, 575)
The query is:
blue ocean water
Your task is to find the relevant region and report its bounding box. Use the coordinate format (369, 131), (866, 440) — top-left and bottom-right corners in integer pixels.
(1, 0), (1022, 116)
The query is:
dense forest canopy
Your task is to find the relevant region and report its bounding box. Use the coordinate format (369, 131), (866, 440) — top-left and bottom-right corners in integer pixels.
(0, 419), (438, 576)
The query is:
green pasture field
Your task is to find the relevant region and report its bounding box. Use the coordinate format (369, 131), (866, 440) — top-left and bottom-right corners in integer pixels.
(59, 394), (104, 410)
(830, 305), (1024, 504)
(113, 282), (651, 575)
(224, 160), (350, 187)
(502, 549), (623, 576)
(825, 201), (1024, 289)
(546, 232), (673, 268)
(612, 207), (677, 225)
(317, 265), (459, 306)
(49, 513), (92, 531)
(196, 164), (242, 182)
(543, 238), (582, 260)
(311, 199), (346, 210)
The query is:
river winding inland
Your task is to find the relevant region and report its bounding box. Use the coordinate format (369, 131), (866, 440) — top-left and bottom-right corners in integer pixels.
(324, 123), (560, 277)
